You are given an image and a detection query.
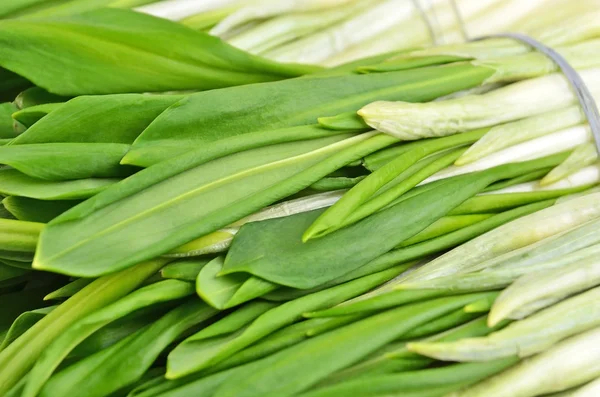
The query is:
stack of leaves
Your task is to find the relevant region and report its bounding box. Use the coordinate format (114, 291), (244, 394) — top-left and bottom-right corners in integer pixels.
(1, 6), (600, 397)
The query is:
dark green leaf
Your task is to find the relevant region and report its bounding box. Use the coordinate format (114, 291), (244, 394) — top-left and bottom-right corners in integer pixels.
(0, 9), (317, 95)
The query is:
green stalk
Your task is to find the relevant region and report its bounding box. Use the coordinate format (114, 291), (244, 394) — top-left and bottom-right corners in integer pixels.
(409, 286), (600, 362)
(490, 253), (600, 324)
(0, 218), (42, 253)
(400, 191), (600, 283)
(299, 358), (518, 397)
(447, 326), (600, 397)
(310, 316), (506, 387)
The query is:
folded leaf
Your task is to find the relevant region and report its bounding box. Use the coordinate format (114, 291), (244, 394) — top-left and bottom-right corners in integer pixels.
(0, 169), (118, 200)
(11, 94), (184, 145)
(2, 197), (80, 223)
(0, 143), (133, 180)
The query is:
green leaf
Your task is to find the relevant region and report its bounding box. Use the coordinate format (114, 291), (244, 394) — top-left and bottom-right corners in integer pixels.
(35, 132), (392, 277)
(11, 94), (184, 145)
(212, 292), (496, 397)
(3, 196), (80, 223)
(38, 299), (218, 397)
(190, 301), (278, 342)
(196, 257), (249, 310)
(307, 129), (487, 239)
(299, 358), (518, 397)
(0, 143), (133, 180)
(345, 200), (555, 283)
(0, 9), (317, 95)
(166, 265), (407, 378)
(223, 155), (567, 289)
(13, 86), (68, 109)
(125, 63), (494, 166)
(0, 169), (118, 200)
(24, 279), (194, 397)
(0, 258), (166, 395)
(11, 103), (62, 128)
(196, 257), (279, 309)
(0, 306), (55, 351)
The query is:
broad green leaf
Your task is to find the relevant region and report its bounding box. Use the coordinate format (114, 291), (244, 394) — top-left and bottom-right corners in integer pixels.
(209, 315), (367, 375)
(401, 308), (482, 339)
(24, 279), (194, 397)
(68, 307), (166, 359)
(223, 154), (567, 289)
(224, 277), (278, 308)
(130, 367), (239, 397)
(3, 196), (80, 223)
(0, 0), (54, 18)
(38, 300), (218, 397)
(124, 124), (357, 169)
(0, 9), (317, 95)
(35, 132), (392, 277)
(125, 63), (495, 166)
(0, 258), (166, 395)
(305, 290), (448, 318)
(396, 214), (492, 248)
(0, 143), (133, 180)
(0, 169), (118, 200)
(11, 94), (184, 145)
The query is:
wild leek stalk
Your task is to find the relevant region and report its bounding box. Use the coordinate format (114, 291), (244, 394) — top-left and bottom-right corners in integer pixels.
(489, 253), (600, 324)
(408, 286), (600, 362)
(447, 326), (600, 397)
(363, 11), (600, 73)
(359, 68), (600, 140)
(399, 192), (600, 283)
